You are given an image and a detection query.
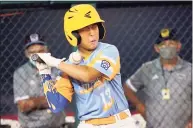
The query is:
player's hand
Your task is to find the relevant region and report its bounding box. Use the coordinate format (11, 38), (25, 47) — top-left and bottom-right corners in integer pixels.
(35, 53), (66, 68)
(30, 56), (51, 74)
(132, 114), (147, 128)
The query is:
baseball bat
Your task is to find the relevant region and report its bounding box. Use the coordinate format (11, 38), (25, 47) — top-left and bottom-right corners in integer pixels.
(31, 54), (46, 64)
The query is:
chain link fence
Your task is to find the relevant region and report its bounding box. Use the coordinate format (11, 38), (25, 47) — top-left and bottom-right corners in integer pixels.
(1, 1), (192, 128)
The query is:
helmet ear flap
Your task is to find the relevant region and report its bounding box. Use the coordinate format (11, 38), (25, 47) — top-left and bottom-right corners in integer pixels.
(98, 23), (105, 40)
(72, 23), (105, 46)
(72, 31), (81, 45)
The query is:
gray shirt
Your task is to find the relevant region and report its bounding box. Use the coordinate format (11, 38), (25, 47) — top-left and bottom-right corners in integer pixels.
(13, 62), (66, 128)
(126, 57), (192, 128)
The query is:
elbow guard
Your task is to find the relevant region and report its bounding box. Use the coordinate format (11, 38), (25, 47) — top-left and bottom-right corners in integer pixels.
(41, 74), (69, 113)
(46, 91), (69, 113)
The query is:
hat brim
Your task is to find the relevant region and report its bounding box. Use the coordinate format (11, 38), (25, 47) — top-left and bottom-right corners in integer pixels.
(24, 41), (47, 49)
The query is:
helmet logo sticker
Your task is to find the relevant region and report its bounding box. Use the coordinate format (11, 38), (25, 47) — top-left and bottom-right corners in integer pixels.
(68, 16), (74, 19)
(101, 60), (110, 70)
(68, 35), (72, 40)
(85, 11), (91, 18)
(68, 8), (78, 19)
(69, 8), (78, 13)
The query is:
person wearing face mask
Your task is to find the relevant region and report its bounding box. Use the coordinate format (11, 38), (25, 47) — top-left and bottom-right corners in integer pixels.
(123, 28), (192, 128)
(13, 33), (66, 128)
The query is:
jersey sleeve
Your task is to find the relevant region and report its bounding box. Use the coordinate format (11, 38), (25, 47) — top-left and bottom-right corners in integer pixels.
(87, 45), (120, 80)
(125, 64), (145, 92)
(54, 73), (74, 102)
(42, 73), (74, 113)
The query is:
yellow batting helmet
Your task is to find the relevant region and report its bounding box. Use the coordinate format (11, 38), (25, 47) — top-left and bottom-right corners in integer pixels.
(64, 4), (106, 46)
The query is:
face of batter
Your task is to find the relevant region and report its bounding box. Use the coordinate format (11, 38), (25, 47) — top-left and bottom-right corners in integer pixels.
(78, 23), (100, 51)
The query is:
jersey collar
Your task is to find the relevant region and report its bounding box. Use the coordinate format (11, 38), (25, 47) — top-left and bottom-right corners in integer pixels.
(155, 56), (183, 71)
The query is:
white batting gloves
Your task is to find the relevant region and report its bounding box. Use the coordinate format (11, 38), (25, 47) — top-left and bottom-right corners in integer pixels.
(36, 62), (51, 75)
(132, 114), (147, 128)
(36, 53), (66, 68)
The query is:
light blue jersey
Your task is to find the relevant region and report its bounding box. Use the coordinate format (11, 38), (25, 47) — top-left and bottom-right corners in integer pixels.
(68, 42), (128, 120)
(41, 42), (129, 121)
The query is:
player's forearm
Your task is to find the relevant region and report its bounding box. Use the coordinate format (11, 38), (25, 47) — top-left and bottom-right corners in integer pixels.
(18, 96), (49, 113)
(58, 62), (99, 82)
(41, 74), (69, 113)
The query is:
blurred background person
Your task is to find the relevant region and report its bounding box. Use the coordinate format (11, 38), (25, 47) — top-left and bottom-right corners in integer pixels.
(124, 28), (192, 128)
(13, 33), (66, 128)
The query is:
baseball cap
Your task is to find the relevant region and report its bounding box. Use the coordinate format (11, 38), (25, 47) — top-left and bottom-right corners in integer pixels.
(155, 28), (178, 44)
(24, 33), (47, 49)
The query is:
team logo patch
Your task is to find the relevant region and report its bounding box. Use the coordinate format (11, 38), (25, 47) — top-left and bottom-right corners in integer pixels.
(101, 60), (110, 70)
(160, 28), (170, 38)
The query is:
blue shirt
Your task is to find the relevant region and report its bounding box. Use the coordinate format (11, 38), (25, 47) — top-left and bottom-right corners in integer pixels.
(65, 42), (129, 120)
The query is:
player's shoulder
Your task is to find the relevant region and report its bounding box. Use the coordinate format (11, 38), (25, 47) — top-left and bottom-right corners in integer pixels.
(99, 42), (118, 50)
(90, 42), (119, 60)
(97, 42), (119, 54)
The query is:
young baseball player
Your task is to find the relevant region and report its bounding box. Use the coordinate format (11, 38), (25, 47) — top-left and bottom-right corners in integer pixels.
(32, 4), (137, 128)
